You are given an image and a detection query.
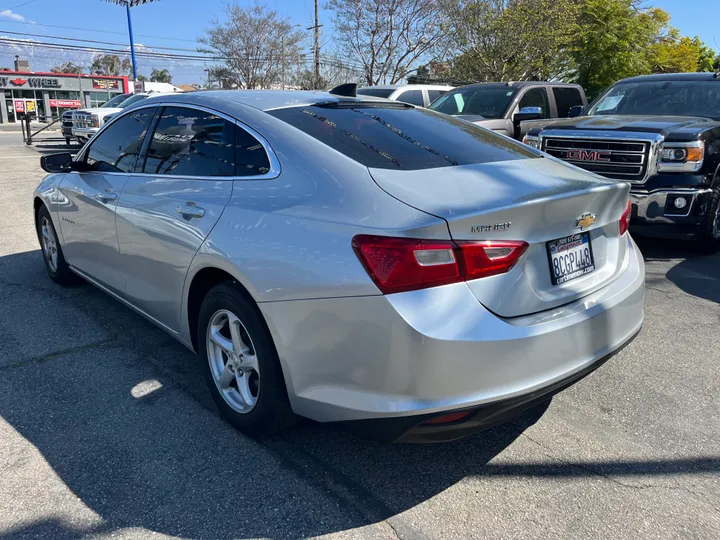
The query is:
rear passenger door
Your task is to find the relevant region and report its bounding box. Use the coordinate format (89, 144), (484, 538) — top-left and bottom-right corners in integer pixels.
(552, 86), (585, 118)
(115, 105), (238, 331)
(394, 89), (425, 107)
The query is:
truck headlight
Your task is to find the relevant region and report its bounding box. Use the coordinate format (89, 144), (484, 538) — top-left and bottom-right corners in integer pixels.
(522, 135), (541, 149)
(658, 142), (703, 172)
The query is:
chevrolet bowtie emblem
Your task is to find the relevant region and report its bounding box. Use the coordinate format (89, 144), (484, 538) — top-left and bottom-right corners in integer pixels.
(574, 213), (596, 230)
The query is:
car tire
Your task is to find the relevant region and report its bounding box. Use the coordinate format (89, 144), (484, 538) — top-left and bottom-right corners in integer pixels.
(695, 180), (720, 253)
(198, 282), (295, 437)
(36, 205), (80, 286)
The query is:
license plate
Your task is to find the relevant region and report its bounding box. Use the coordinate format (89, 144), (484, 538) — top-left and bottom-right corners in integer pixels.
(547, 232), (595, 285)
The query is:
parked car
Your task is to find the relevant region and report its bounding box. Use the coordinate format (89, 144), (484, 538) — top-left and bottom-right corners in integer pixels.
(428, 82), (588, 140)
(61, 93), (131, 144)
(356, 84), (454, 107)
(34, 87), (644, 442)
(71, 92), (178, 143)
(524, 73), (720, 251)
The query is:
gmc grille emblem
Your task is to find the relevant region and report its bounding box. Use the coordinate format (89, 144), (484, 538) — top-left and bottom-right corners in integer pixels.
(567, 149), (611, 162)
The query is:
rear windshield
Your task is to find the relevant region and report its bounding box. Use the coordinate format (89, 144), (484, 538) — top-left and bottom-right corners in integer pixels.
(356, 88), (395, 99)
(267, 104), (538, 170)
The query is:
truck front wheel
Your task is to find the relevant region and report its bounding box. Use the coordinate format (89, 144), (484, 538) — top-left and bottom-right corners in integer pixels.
(695, 181), (720, 253)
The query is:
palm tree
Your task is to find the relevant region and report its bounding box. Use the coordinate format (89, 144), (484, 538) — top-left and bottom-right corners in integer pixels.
(103, 1), (157, 80)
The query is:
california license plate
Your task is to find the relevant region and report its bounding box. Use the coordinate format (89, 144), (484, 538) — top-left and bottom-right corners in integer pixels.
(547, 232), (595, 285)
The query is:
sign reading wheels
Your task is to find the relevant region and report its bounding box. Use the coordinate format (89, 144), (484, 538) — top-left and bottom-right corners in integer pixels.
(92, 78), (120, 90)
(0, 76), (62, 88)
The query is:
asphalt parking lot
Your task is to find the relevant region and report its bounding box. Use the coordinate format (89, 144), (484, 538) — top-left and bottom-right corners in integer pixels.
(0, 127), (718, 540)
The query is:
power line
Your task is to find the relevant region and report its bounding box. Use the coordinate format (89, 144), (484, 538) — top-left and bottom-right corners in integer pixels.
(0, 18), (198, 43)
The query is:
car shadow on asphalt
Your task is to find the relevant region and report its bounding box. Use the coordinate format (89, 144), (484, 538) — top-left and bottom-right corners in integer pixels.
(635, 236), (720, 304)
(27, 142), (81, 156)
(0, 250), (718, 540)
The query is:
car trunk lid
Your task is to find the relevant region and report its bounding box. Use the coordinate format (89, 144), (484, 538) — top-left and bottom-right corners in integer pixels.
(369, 157), (630, 317)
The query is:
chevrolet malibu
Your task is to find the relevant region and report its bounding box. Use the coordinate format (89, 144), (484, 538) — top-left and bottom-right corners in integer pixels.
(33, 88), (644, 442)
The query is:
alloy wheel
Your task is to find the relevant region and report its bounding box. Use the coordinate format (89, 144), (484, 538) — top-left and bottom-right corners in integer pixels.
(206, 309), (260, 413)
(40, 216), (58, 273)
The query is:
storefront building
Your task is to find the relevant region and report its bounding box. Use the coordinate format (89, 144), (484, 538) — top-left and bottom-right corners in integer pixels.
(1, 71), (129, 123)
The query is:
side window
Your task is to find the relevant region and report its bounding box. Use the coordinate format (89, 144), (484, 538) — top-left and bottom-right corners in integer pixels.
(143, 106), (236, 177)
(553, 87), (584, 118)
(518, 88), (550, 119)
(428, 89), (447, 104)
(235, 126), (271, 176)
(396, 90), (424, 106)
(85, 109), (154, 173)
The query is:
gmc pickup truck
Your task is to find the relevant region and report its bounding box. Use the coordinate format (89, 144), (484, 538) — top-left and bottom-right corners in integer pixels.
(524, 73), (720, 251)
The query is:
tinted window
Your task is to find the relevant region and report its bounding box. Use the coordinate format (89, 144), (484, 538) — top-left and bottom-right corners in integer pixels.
(268, 104), (538, 170)
(117, 94), (149, 109)
(553, 87), (583, 117)
(396, 90), (424, 106)
(429, 86), (517, 119)
(518, 88), (550, 119)
(235, 126), (271, 176)
(143, 107), (236, 177)
(356, 88), (395, 99)
(588, 81), (720, 119)
(101, 93), (132, 108)
(427, 89), (447, 104)
(85, 108), (154, 173)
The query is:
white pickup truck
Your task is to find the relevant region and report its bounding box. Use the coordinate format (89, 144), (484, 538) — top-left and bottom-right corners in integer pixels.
(71, 91), (181, 143)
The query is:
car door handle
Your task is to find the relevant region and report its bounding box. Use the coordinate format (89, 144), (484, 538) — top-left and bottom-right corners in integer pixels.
(176, 205), (205, 219)
(92, 191), (117, 202)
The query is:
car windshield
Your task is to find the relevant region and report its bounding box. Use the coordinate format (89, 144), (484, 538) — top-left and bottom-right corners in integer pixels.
(356, 88), (395, 99)
(268, 103), (538, 170)
(428, 86), (517, 119)
(101, 94), (131, 108)
(587, 81), (720, 119)
(116, 94), (149, 108)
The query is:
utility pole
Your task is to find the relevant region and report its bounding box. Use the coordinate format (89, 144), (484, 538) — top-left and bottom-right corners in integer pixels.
(306, 0), (323, 89)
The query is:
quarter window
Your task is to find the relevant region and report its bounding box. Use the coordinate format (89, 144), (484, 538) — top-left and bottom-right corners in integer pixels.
(85, 108), (155, 173)
(235, 127), (272, 176)
(143, 107), (237, 177)
(552, 87), (583, 118)
(518, 88), (550, 119)
(427, 90), (447, 104)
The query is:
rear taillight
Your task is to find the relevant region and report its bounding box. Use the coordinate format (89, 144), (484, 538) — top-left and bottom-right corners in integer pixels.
(619, 200), (632, 236)
(352, 235), (528, 294)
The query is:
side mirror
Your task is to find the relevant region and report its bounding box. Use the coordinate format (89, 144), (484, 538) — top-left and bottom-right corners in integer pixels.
(568, 105), (584, 118)
(513, 106), (542, 123)
(41, 153), (73, 174)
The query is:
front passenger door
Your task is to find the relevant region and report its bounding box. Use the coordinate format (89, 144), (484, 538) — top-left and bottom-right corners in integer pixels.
(56, 108), (155, 294)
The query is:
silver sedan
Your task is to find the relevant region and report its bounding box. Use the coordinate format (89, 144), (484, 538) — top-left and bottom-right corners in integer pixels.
(33, 88), (644, 442)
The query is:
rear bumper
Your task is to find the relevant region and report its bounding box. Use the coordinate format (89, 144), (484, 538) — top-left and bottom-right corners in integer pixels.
(260, 235), (645, 430)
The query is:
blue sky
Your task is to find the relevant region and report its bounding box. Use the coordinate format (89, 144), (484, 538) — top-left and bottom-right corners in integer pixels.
(0, 0), (717, 84)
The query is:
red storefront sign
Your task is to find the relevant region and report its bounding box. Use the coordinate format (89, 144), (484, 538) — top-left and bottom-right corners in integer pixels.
(49, 99), (83, 108)
(14, 100), (24, 113)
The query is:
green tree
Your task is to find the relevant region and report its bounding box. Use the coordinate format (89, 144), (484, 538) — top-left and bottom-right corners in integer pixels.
(572, 0), (671, 99)
(442, 0), (580, 83)
(653, 35), (715, 73)
(51, 62), (84, 74)
(150, 68), (172, 83)
(91, 54), (132, 76)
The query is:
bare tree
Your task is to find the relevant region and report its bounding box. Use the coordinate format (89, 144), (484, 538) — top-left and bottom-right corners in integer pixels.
(198, 2), (305, 89)
(327, 0), (445, 86)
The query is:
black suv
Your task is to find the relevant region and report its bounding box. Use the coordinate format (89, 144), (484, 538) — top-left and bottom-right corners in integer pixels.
(525, 73), (720, 251)
(428, 81), (587, 140)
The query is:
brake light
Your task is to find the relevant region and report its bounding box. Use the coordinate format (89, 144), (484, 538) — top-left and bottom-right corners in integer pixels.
(352, 235), (528, 294)
(619, 200), (632, 236)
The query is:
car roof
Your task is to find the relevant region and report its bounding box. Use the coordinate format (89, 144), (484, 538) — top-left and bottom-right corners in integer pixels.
(450, 81), (581, 90)
(358, 84), (454, 90)
(143, 90), (395, 112)
(616, 72), (720, 84)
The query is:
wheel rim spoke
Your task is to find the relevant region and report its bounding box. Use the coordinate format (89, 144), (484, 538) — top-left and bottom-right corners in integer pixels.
(238, 353), (258, 373)
(235, 373), (256, 408)
(210, 326), (234, 356)
(227, 313), (250, 356)
(218, 362), (235, 389)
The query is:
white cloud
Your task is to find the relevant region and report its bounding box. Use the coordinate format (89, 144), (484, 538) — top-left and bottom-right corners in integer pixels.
(0, 9), (26, 22)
